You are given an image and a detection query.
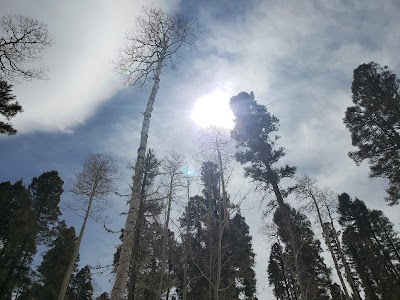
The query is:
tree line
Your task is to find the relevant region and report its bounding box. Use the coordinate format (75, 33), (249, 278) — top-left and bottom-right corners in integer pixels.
(1, 5), (400, 300)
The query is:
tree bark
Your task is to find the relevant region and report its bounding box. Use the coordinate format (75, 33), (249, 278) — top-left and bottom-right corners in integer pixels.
(308, 192), (351, 300)
(216, 142), (229, 229)
(112, 54), (164, 300)
(157, 176), (174, 299)
(58, 187), (96, 300)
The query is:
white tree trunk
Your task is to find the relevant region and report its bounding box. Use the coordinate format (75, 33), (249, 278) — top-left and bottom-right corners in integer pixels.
(58, 190), (96, 300)
(112, 58), (163, 300)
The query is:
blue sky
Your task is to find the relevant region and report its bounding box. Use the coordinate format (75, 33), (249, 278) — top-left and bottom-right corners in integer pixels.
(1, 0), (400, 298)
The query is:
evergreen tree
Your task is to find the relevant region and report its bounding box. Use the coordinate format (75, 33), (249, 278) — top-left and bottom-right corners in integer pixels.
(35, 221), (78, 299)
(66, 265), (94, 300)
(338, 193), (400, 299)
(179, 161), (257, 300)
(28, 170), (64, 243)
(343, 62), (400, 205)
(0, 180), (37, 299)
(0, 80), (22, 135)
(96, 292), (111, 300)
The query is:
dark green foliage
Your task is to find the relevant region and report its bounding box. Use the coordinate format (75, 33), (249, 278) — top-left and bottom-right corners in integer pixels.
(0, 180), (38, 299)
(344, 62), (400, 205)
(35, 221), (78, 299)
(66, 265), (94, 300)
(268, 242), (298, 300)
(338, 193), (400, 299)
(230, 92), (296, 186)
(0, 80), (22, 135)
(273, 204), (333, 300)
(178, 161), (257, 299)
(29, 170), (64, 243)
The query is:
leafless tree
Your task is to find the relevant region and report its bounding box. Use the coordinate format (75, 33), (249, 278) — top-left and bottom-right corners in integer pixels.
(294, 175), (362, 300)
(112, 7), (200, 300)
(0, 14), (52, 81)
(156, 152), (185, 299)
(58, 153), (118, 300)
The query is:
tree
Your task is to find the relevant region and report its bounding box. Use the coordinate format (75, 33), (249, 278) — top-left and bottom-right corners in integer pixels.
(273, 204), (333, 300)
(338, 193), (400, 299)
(57, 154), (117, 300)
(229, 92), (317, 298)
(344, 61), (400, 205)
(112, 7), (199, 299)
(35, 221), (78, 300)
(29, 170), (64, 243)
(294, 176), (360, 300)
(66, 265), (94, 300)
(96, 292), (111, 300)
(179, 161), (257, 300)
(0, 14), (52, 81)
(156, 152), (185, 300)
(0, 180), (37, 299)
(0, 80), (22, 135)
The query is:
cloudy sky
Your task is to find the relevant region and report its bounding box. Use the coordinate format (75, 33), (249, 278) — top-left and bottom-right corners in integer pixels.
(1, 0), (400, 298)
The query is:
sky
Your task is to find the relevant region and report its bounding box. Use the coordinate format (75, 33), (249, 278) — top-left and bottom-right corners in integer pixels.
(1, 0), (400, 299)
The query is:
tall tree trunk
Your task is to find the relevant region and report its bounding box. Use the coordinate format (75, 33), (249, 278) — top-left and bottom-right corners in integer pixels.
(216, 142), (229, 229)
(325, 204), (362, 300)
(268, 169), (308, 300)
(214, 200), (223, 300)
(112, 55), (164, 300)
(58, 187), (96, 300)
(308, 192), (351, 300)
(182, 174), (191, 300)
(157, 177), (174, 299)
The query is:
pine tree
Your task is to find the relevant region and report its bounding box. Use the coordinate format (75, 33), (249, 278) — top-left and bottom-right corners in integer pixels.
(66, 265), (94, 300)
(0, 80), (22, 135)
(338, 193), (400, 299)
(35, 221), (78, 299)
(0, 180), (37, 299)
(344, 62), (400, 205)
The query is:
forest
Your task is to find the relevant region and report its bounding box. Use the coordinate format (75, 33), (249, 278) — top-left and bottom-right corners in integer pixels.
(1, 2), (400, 300)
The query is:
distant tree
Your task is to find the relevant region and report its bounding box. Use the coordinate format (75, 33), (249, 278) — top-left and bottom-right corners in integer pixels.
(338, 193), (400, 299)
(0, 14), (52, 81)
(66, 265), (94, 300)
(344, 62), (400, 205)
(112, 7), (200, 299)
(58, 153), (117, 300)
(0, 80), (22, 135)
(36, 221), (78, 299)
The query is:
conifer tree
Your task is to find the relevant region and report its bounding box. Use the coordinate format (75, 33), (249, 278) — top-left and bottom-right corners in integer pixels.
(0, 80), (22, 135)
(344, 62), (400, 205)
(338, 193), (400, 299)
(66, 265), (94, 300)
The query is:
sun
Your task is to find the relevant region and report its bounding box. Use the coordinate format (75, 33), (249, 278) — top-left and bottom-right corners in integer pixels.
(191, 90), (234, 129)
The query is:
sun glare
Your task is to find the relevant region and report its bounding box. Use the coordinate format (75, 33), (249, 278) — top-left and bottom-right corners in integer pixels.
(191, 90), (234, 129)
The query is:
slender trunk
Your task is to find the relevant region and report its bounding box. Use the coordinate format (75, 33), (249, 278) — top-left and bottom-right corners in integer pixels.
(207, 184), (214, 300)
(214, 200), (223, 300)
(216, 142), (229, 229)
(112, 54), (164, 300)
(268, 171), (308, 300)
(127, 182), (146, 300)
(183, 175), (190, 300)
(58, 191), (96, 300)
(157, 177), (174, 299)
(325, 204), (362, 300)
(375, 220), (400, 262)
(308, 193), (351, 300)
